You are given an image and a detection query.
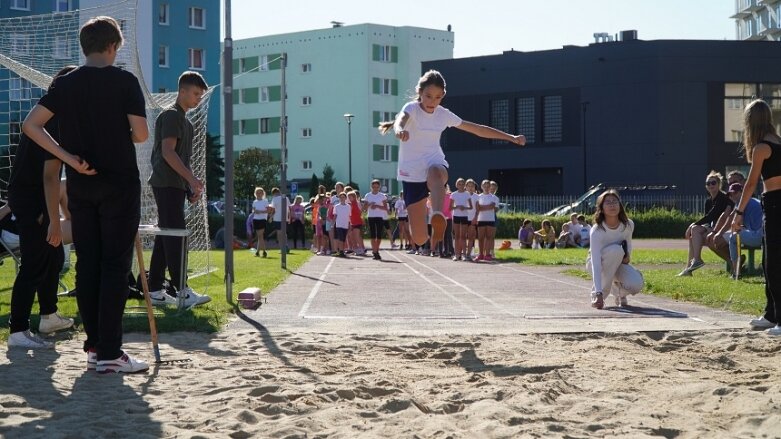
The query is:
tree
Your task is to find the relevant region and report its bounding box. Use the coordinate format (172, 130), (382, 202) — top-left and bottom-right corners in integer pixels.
(233, 148), (280, 201)
(321, 164), (336, 191)
(204, 133), (224, 200)
(309, 173), (320, 198)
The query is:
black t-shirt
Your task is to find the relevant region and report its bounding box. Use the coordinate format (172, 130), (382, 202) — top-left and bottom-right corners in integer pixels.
(695, 191), (734, 227)
(37, 65), (146, 189)
(149, 104), (193, 190)
(7, 119), (58, 216)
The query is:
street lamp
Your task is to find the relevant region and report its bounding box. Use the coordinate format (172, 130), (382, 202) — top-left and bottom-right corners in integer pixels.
(344, 113), (354, 185)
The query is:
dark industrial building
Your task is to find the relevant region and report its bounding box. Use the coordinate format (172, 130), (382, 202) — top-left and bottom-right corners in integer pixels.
(424, 35), (781, 196)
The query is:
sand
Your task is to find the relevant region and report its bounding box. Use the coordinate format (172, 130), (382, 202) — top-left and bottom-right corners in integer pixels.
(1, 327), (780, 438)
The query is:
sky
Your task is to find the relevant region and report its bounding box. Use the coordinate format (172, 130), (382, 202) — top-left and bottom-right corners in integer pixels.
(226, 0), (737, 58)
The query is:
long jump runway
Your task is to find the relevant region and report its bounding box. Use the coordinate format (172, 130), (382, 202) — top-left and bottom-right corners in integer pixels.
(231, 249), (750, 335)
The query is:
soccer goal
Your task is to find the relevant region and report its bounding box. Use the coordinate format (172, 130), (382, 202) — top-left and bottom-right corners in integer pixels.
(0, 0), (214, 282)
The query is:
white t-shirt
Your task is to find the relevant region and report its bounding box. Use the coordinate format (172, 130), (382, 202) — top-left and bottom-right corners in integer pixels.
(271, 195), (283, 222)
(588, 220), (634, 293)
(466, 192), (479, 221)
(333, 203), (351, 229)
(567, 221), (583, 239)
(252, 199), (269, 217)
(394, 199), (407, 218)
(450, 190), (472, 218)
(364, 192), (388, 219)
(476, 193), (499, 222)
(396, 101), (462, 182)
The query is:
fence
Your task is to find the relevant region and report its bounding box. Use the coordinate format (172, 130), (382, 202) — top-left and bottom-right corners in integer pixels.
(500, 195), (708, 215)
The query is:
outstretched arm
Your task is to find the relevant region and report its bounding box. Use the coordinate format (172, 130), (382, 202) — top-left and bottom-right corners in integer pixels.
(455, 121), (526, 146)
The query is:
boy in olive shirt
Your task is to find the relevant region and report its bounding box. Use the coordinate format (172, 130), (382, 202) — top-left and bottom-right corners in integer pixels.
(147, 71), (210, 307)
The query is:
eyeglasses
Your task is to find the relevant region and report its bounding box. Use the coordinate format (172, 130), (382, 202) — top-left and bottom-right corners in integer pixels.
(602, 200), (620, 206)
(705, 180), (719, 186)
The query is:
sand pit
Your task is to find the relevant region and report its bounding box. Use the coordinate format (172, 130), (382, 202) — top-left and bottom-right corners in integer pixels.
(1, 328), (779, 438)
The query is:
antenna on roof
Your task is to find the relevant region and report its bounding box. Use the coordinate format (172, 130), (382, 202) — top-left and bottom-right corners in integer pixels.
(331, 21), (344, 28)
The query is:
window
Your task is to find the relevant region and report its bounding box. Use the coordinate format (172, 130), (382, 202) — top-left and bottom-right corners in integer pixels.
(373, 144), (398, 162)
(158, 3), (169, 25)
(54, 0), (72, 12)
(489, 99), (509, 144)
(260, 55), (269, 71)
(158, 45), (169, 67)
(158, 87), (167, 93)
(241, 88), (259, 104)
(239, 56), (258, 73)
(9, 77), (31, 101)
(260, 86), (269, 102)
(10, 34), (30, 56)
(239, 119), (259, 135)
(302, 96), (312, 106)
(516, 97), (535, 144)
(53, 37), (70, 59)
(380, 45), (391, 62)
(261, 118), (270, 134)
(543, 96), (563, 143)
(382, 145), (393, 161)
(302, 160), (312, 170)
(11, 0), (30, 10)
(301, 63), (312, 73)
(378, 178), (391, 193)
(189, 7), (205, 29)
(301, 128), (312, 138)
(188, 48), (205, 70)
(382, 79), (392, 95)
(372, 44), (397, 63)
(725, 83), (781, 141)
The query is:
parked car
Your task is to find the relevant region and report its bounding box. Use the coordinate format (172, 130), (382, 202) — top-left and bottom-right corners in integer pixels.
(545, 183), (678, 216)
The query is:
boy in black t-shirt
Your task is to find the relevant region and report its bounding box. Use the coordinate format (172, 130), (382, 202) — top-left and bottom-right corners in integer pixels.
(147, 71), (209, 308)
(6, 66), (77, 351)
(23, 16), (150, 373)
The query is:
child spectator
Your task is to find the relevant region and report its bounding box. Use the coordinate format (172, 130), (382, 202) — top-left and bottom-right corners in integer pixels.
(364, 179), (389, 260)
(587, 190), (644, 309)
(332, 192), (351, 257)
(251, 187), (270, 258)
(394, 192), (409, 250)
(450, 178), (473, 259)
(556, 223), (578, 248)
(289, 195), (306, 249)
(578, 214), (591, 248)
(347, 191), (366, 255)
(473, 179), (498, 261)
(465, 179), (479, 260)
(518, 219), (535, 248)
(535, 220), (556, 249)
(563, 213), (583, 246)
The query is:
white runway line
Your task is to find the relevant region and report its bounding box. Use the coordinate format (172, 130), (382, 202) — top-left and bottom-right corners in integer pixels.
(298, 257), (335, 317)
(397, 252), (521, 318)
(385, 251), (480, 319)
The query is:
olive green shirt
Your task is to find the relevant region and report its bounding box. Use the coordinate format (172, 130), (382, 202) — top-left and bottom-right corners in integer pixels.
(148, 103), (193, 190)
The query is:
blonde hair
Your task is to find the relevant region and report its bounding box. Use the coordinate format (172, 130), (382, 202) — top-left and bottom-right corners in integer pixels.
(743, 99), (777, 163)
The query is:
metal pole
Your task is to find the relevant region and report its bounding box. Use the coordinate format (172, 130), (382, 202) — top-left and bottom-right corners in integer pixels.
(347, 117), (352, 185)
(280, 53), (288, 269)
(223, 0), (235, 302)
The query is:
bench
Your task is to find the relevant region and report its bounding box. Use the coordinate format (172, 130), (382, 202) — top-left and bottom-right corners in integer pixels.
(725, 243), (762, 274)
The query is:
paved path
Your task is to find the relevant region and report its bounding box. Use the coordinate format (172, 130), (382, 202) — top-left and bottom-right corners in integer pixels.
(230, 245), (749, 335)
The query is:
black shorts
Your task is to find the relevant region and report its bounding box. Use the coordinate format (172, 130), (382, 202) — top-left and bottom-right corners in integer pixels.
(397, 216), (408, 223)
(335, 227), (348, 241)
(368, 217), (384, 239)
(453, 216), (470, 225)
(402, 181), (429, 207)
(252, 219), (267, 231)
(383, 220), (391, 230)
(477, 221), (495, 228)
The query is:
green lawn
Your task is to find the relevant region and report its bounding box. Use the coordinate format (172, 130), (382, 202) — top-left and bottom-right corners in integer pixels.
(495, 248), (765, 317)
(0, 248), (312, 342)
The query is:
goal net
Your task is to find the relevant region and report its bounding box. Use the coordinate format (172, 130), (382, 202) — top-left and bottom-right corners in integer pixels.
(0, 0), (214, 283)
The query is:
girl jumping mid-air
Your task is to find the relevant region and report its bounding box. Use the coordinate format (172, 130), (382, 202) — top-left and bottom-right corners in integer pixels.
(379, 70), (525, 250)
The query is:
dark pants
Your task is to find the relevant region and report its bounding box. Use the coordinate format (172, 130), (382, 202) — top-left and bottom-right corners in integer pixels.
(8, 212), (63, 333)
(149, 186), (186, 292)
(762, 190), (781, 323)
(289, 219), (305, 248)
(70, 180), (140, 361)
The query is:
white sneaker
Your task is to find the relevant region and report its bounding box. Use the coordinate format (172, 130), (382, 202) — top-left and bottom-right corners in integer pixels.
(8, 330), (54, 349)
(87, 349), (97, 371)
(38, 312), (74, 334)
(766, 325), (781, 336)
(750, 316), (777, 330)
(149, 289), (177, 307)
(96, 353), (149, 374)
(179, 287), (211, 306)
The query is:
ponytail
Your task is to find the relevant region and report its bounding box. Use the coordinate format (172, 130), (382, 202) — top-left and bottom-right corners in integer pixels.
(378, 121), (394, 135)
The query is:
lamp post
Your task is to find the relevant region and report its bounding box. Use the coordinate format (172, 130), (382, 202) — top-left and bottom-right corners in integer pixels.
(344, 113), (354, 185)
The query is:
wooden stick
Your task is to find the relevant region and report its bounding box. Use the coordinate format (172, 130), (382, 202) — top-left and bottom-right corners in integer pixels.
(735, 232), (742, 280)
(135, 232), (161, 363)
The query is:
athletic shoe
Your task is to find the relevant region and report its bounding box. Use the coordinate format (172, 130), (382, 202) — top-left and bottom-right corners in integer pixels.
(150, 289), (178, 307)
(452, 256), (459, 261)
(87, 348), (97, 371)
(464, 255), (472, 262)
(339, 251), (347, 258)
(750, 316), (777, 330)
(431, 212), (446, 243)
(767, 325), (781, 336)
(96, 353), (149, 374)
(373, 252), (381, 260)
(474, 255), (484, 262)
(407, 249), (416, 254)
(591, 292), (604, 310)
(688, 260), (705, 272)
(485, 255), (494, 262)
(38, 312), (74, 334)
(262, 250), (267, 258)
(7, 330), (54, 349)
(676, 268), (693, 277)
(179, 287), (211, 306)
(255, 251), (260, 257)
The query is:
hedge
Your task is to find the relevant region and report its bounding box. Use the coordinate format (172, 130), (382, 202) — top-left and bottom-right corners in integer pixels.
(207, 208), (700, 241)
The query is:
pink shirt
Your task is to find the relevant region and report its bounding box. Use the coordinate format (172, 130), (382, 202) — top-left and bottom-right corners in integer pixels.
(442, 192), (453, 219)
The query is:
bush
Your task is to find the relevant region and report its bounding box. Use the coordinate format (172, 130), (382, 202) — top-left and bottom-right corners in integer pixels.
(495, 208), (699, 239)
